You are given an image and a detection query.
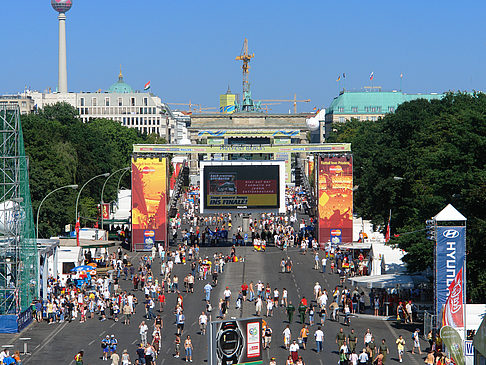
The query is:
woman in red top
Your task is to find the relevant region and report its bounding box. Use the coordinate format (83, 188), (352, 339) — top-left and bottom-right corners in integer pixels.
(300, 297), (308, 307)
(241, 283), (248, 301)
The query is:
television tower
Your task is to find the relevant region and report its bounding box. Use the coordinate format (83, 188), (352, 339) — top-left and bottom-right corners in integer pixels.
(51, 0), (73, 93)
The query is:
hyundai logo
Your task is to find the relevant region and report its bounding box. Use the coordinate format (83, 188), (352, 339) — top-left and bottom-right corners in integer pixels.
(443, 229), (459, 238)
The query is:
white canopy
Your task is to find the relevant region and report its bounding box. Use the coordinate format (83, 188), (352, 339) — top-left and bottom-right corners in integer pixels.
(348, 273), (429, 289)
(434, 204), (467, 221)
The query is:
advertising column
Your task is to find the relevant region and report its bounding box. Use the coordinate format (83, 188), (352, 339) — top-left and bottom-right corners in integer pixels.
(131, 157), (168, 251)
(318, 155), (353, 246)
(209, 317), (263, 365)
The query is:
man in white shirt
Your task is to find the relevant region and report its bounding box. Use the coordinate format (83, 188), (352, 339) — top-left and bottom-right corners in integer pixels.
(405, 301), (413, 323)
(283, 325), (291, 349)
(139, 321), (148, 345)
(314, 326), (324, 353)
(198, 311), (208, 335)
(289, 340), (299, 361)
(314, 282), (321, 300)
(223, 287), (231, 305)
(358, 348), (369, 363)
(321, 257), (327, 273)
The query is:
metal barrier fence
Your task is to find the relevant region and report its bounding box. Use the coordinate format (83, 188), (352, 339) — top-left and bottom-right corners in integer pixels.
(423, 310), (437, 339)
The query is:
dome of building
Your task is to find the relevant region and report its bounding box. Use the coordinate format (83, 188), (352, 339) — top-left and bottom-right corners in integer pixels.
(108, 68), (133, 93)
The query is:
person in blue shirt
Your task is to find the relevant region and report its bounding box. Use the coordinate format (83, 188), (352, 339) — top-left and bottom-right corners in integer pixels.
(110, 335), (118, 355)
(2, 354), (16, 365)
(204, 283), (212, 302)
(101, 335), (110, 360)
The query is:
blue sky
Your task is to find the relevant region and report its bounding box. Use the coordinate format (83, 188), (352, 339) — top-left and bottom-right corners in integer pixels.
(1, 0), (485, 113)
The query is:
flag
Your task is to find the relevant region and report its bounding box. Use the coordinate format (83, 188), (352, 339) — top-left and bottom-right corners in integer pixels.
(144, 81), (151, 90)
(313, 107), (317, 111)
(400, 73), (403, 79)
(385, 209), (391, 242)
(442, 267), (464, 328)
(369, 72), (374, 81)
(336, 76), (341, 82)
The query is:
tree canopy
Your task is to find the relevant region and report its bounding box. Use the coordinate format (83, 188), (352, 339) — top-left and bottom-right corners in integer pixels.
(327, 92), (486, 302)
(23, 102), (165, 239)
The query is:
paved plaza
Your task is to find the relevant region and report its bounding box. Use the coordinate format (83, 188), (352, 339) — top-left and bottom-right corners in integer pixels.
(0, 236), (428, 364)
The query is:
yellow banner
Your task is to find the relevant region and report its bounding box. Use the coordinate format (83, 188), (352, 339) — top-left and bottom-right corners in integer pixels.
(207, 194), (277, 207)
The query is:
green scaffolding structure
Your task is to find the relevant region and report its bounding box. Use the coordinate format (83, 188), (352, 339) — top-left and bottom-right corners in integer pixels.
(0, 105), (38, 314)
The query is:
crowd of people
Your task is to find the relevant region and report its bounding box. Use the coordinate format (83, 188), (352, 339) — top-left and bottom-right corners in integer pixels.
(26, 183), (439, 365)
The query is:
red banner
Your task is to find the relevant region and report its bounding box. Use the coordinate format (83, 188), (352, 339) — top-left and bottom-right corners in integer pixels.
(318, 155), (353, 244)
(131, 158), (168, 249)
(102, 203), (110, 220)
(170, 162), (183, 190)
(442, 267), (464, 328)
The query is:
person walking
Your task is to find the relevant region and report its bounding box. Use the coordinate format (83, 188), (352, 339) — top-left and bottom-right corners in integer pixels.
(289, 340), (299, 362)
(283, 325), (291, 350)
(299, 325), (309, 350)
(286, 301), (296, 323)
(177, 311), (185, 335)
(336, 328), (346, 352)
(314, 326), (324, 353)
(412, 329), (422, 355)
(110, 350), (120, 365)
(184, 335), (193, 362)
(139, 321), (148, 346)
(199, 311), (208, 335)
(358, 348), (369, 364)
(74, 350), (84, 365)
(101, 335), (110, 361)
(255, 296), (263, 316)
(348, 328), (357, 354)
(174, 334), (181, 358)
(204, 282), (212, 302)
(298, 302), (307, 324)
(264, 325), (273, 349)
(379, 339), (389, 364)
(321, 256), (327, 273)
(121, 349), (130, 365)
(396, 335), (405, 363)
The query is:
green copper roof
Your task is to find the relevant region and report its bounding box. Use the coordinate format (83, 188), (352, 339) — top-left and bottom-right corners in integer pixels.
(327, 91), (444, 115)
(108, 69), (133, 93)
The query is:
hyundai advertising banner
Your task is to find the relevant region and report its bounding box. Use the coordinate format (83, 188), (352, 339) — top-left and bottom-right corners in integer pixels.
(208, 317), (263, 365)
(436, 226), (466, 319)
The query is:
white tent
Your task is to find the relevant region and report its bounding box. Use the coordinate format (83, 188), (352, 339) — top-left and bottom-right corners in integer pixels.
(348, 273), (428, 289)
(370, 241), (407, 276)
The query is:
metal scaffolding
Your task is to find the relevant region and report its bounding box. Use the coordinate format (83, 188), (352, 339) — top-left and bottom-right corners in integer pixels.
(0, 105), (38, 314)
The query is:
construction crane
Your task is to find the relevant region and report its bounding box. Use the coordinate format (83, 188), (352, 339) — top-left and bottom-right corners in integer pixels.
(166, 102), (217, 113)
(260, 102), (281, 113)
(258, 94), (311, 114)
(235, 38), (254, 95)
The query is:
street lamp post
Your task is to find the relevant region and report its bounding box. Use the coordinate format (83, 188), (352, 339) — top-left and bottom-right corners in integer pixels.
(75, 173), (110, 245)
(116, 167), (130, 198)
(100, 167), (130, 229)
(36, 184), (78, 243)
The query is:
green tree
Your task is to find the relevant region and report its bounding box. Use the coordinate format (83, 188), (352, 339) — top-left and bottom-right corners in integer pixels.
(23, 102), (166, 238)
(328, 93), (486, 302)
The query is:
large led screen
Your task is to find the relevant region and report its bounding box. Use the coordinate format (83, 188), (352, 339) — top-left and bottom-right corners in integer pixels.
(200, 161), (285, 214)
